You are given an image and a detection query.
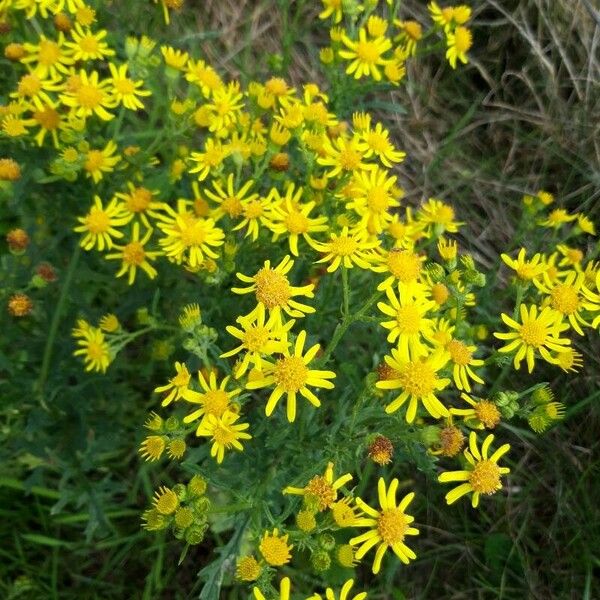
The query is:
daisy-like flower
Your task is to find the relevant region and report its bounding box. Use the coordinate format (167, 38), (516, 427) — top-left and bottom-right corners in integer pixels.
(60, 69), (117, 121)
(114, 183), (166, 227)
(267, 183), (328, 256)
(501, 248), (547, 284)
(246, 330), (336, 422)
(182, 371), (241, 428)
(11, 71), (63, 111)
(417, 198), (463, 235)
(310, 226), (380, 273)
(189, 138), (229, 181)
(26, 99), (63, 147)
(154, 361), (192, 406)
(74, 195), (131, 251)
(394, 20), (422, 56)
(232, 195), (273, 241)
(204, 174), (257, 221)
(185, 58), (223, 97)
(350, 478), (419, 574)
(221, 304), (293, 377)
(446, 26), (472, 69)
(204, 81), (244, 131)
(338, 28), (392, 81)
(538, 208), (576, 229)
(105, 223), (161, 285)
(21, 33), (74, 79)
(346, 167), (401, 234)
(108, 63), (151, 111)
(283, 462), (352, 511)
(156, 207), (224, 268)
(73, 326), (112, 372)
(555, 348), (583, 372)
(376, 283), (436, 356)
(556, 244), (584, 270)
(161, 45), (189, 70)
(308, 579), (368, 600)
(494, 304), (571, 372)
(438, 432), (510, 508)
(450, 393), (501, 429)
(317, 134), (375, 178)
(536, 271), (599, 335)
(319, 0), (343, 23)
(253, 577), (291, 600)
(356, 123), (406, 168)
(232, 255), (315, 323)
(196, 410), (251, 464)
(64, 24), (115, 61)
(376, 348), (451, 422)
(84, 140), (120, 183)
(445, 338), (485, 392)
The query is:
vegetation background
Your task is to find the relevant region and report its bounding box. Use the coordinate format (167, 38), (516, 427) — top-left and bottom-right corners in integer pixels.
(1, 0), (599, 598)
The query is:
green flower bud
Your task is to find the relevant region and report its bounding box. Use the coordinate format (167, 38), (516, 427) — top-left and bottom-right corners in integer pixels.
(311, 549), (331, 572)
(318, 533), (335, 551)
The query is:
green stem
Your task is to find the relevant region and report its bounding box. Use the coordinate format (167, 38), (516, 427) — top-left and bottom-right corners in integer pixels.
(341, 266), (349, 317)
(37, 244), (81, 404)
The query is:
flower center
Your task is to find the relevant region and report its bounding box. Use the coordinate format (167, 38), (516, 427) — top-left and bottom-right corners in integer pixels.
(446, 339), (472, 365)
(550, 285), (579, 315)
(243, 326), (270, 352)
(115, 78), (136, 95)
(454, 26), (473, 52)
(338, 147), (362, 171)
(221, 195), (243, 217)
(254, 268), (291, 309)
(431, 283), (449, 305)
(122, 241), (146, 266)
(79, 34), (100, 54)
(180, 220), (208, 247)
(395, 304), (422, 335)
(212, 422), (236, 446)
(171, 369), (190, 387)
(242, 200), (263, 219)
(203, 390), (229, 417)
(404, 21), (422, 40)
(439, 426), (464, 457)
(285, 211), (309, 234)
(85, 209), (110, 233)
(18, 74), (41, 96)
(38, 40), (60, 65)
(387, 250), (421, 282)
(366, 186), (390, 212)
(33, 107), (60, 130)
(87, 340), (107, 360)
(377, 508), (408, 545)
(273, 356), (308, 392)
(519, 320), (547, 347)
(85, 150), (105, 172)
(77, 83), (104, 108)
(305, 475), (336, 510)
(469, 460), (501, 494)
(127, 187), (152, 212)
(397, 360), (436, 397)
(474, 401), (501, 428)
(329, 235), (358, 256)
(356, 40), (380, 64)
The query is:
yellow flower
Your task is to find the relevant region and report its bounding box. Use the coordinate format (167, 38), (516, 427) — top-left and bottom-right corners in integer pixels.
(451, 393), (501, 429)
(538, 208), (576, 229)
(204, 174), (257, 221)
(319, 0), (343, 23)
(308, 579), (368, 600)
(394, 20), (422, 56)
(232, 255), (315, 323)
(99, 313), (120, 332)
(21, 33), (74, 78)
(268, 183), (329, 256)
(576, 213), (596, 235)
(105, 222), (161, 285)
(73, 326), (112, 372)
(555, 348), (583, 372)
(161, 45), (189, 70)
(64, 24), (115, 61)
(376, 283), (436, 355)
(376, 348), (451, 422)
(156, 0), (184, 25)
(84, 140), (120, 182)
(185, 58), (223, 97)
(74, 195), (131, 251)
(61, 69), (117, 121)
(501, 248), (547, 283)
(283, 462), (352, 510)
(195, 410), (251, 463)
(494, 304), (571, 372)
(204, 81), (244, 131)
(11, 71), (63, 111)
(236, 555), (261, 582)
(438, 432), (510, 508)
(156, 205), (224, 268)
(418, 198), (463, 234)
(139, 435), (167, 462)
(358, 123), (406, 169)
(446, 26), (472, 69)
(221, 304), (293, 377)
(372, 248), (426, 292)
(318, 134), (375, 178)
(114, 182), (166, 227)
(350, 478), (419, 574)
(246, 330), (336, 422)
(154, 361), (192, 406)
(445, 338), (485, 392)
(259, 529), (293, 566)
(189, 138), (229, 180)
(108, 63), (151, 111)
(182, 371), (240, 427)
(535, 271), (599, 335)
(339, 29), (392, 81)
(311, 226), (380, 273)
